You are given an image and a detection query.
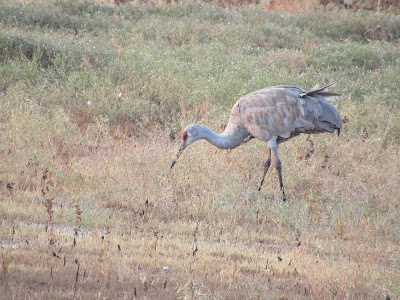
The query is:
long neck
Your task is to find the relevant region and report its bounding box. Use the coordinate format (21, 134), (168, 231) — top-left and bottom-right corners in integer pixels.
(199, 126), (249, 150)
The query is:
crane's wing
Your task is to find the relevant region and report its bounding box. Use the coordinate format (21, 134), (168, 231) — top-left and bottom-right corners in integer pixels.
(238, 85), (342, 142)
(238, 87), (314, 141)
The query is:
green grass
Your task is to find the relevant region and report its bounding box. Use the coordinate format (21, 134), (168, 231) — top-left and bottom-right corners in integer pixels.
(0, 0), (399, 299)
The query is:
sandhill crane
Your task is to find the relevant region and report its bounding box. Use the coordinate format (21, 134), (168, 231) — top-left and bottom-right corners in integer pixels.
(171, 84), (342, 201)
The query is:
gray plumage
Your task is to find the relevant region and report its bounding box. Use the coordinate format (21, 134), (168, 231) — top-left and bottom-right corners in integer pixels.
(171, 84), (343, 201)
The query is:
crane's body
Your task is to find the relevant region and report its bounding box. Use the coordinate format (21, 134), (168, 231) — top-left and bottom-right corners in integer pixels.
(171, 84), (343, 201)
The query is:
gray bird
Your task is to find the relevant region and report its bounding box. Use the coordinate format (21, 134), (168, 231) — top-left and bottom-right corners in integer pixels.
(171, 84), (343, 201)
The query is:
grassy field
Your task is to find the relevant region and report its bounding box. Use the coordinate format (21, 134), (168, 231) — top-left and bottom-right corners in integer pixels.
(1, 0), (399, 299)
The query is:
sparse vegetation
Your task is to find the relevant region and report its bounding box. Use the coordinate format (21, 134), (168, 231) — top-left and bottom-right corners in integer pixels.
(0, 0), (399, 299)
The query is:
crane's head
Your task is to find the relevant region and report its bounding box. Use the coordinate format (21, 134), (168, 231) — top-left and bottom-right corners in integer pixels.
(171, 125), (202, 169)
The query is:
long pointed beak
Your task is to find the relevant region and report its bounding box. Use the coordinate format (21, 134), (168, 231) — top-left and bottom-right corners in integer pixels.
(171, 141), (186, 169)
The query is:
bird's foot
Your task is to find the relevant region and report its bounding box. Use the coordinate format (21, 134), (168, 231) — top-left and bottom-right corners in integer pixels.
(281, 191), (286, 202)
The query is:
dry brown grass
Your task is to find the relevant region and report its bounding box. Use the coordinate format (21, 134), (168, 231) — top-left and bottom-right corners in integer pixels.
(1, 104), (399, 298)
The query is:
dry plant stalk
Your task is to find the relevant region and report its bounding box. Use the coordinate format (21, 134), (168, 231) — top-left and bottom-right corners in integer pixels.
(73, 203), (82, 247)
(44, 197), (54, 247)
(73, 261), (80, 299)
(1, 254), (9, 278)
(336, 218), (343, 239)
(192, 222), (199, 257)
(98, 249), (104, 262)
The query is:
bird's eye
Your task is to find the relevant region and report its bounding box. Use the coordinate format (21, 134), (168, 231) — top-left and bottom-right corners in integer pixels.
(182, 131), (188, 141)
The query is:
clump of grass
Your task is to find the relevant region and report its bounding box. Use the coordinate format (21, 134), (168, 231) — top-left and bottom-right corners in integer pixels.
(0, 0), (116, 34)
(291, 10), (400, 42)
(0, 32), (116, 72)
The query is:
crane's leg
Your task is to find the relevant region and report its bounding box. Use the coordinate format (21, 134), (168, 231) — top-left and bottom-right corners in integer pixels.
(258, 148), (271, 191)
(271, 146), (286, 202)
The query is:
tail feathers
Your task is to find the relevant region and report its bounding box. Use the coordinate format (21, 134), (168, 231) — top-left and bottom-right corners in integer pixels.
(315, 97), (342, 132)
(308, 83), (336, 94)
(315, 120), (339, 133)
(296, 84), (343, 135)
(301, 83), (344, 101)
